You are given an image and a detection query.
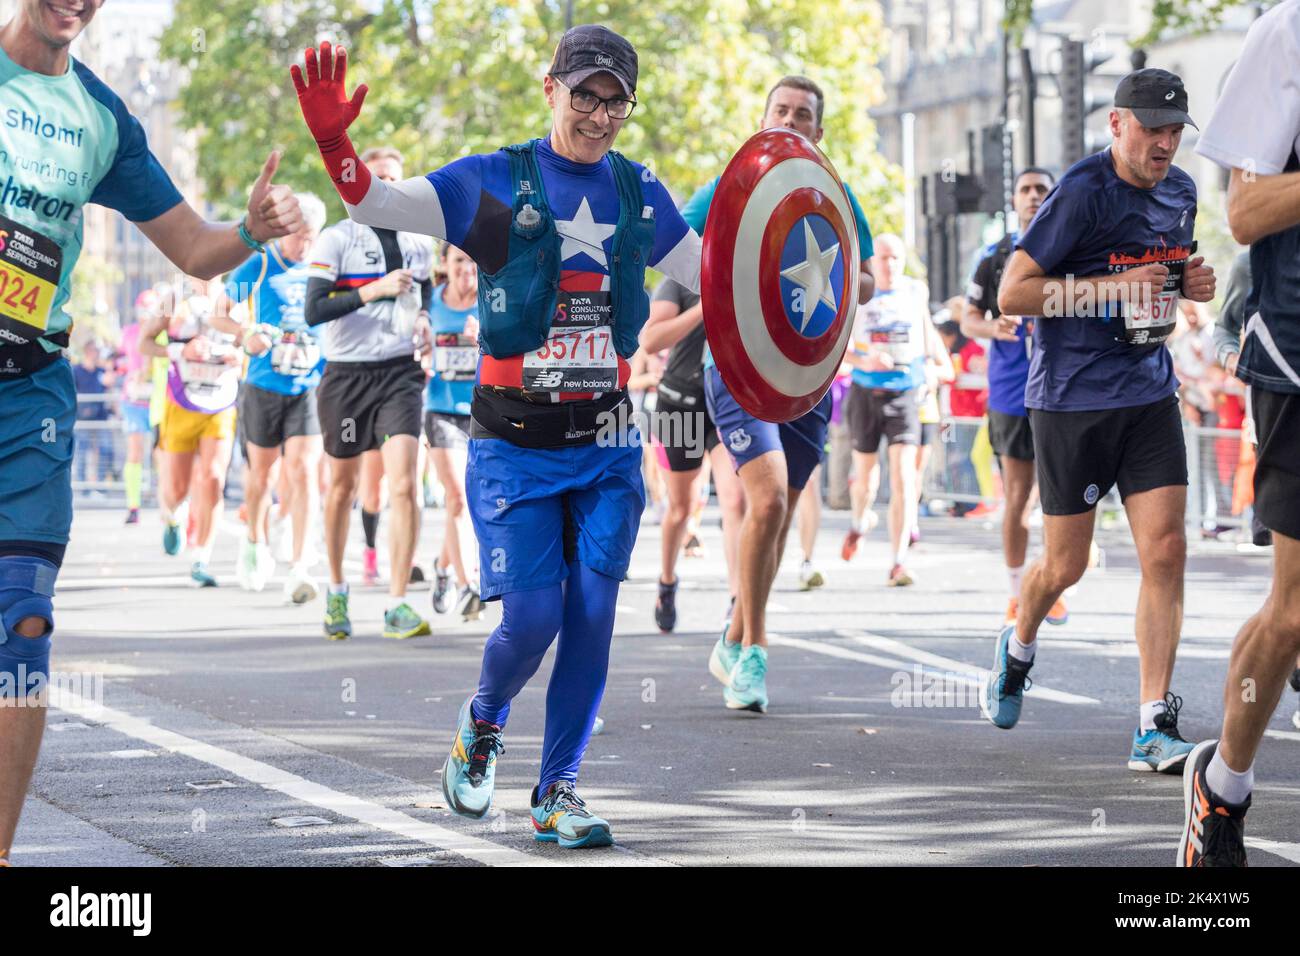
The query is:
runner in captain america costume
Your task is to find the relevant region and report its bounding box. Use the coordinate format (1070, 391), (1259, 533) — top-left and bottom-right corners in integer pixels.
(291, 27), (701, 847)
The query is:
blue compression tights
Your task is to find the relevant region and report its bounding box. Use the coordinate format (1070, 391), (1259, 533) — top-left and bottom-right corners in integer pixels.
(471, 561), (619, 794)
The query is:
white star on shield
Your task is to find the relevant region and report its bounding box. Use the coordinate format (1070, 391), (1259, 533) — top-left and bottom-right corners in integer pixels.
(779, 218), (840, 333)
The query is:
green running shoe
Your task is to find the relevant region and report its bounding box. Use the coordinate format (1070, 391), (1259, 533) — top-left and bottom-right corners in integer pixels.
(441, 696), (503, 819)
(163, 522), (181, 556)
(383, 602), (432, 639)
(724, 644), (769, 713)
(190, 562), (217, 588)
(324, 589), (351, 641)
(530, 780), (613, 848)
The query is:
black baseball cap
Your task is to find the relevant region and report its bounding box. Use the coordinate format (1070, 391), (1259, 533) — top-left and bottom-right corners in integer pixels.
(550, 24), (638, 95)
(1114, 68), (1197, 130)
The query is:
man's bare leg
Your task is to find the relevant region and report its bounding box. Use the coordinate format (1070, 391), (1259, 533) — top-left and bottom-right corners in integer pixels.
(0, 618), (52, 864)
(380, 435), (420, 602)
(324, 455), (362, 586)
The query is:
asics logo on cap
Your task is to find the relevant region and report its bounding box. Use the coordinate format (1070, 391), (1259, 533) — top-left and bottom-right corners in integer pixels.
(1165, 90), (1176, 100)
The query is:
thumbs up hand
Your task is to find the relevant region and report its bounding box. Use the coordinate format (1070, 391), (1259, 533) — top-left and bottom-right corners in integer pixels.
(245, 150), (303, 243)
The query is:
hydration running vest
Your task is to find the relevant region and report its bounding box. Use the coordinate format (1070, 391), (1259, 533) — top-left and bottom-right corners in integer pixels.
(475, 138), (656, 361)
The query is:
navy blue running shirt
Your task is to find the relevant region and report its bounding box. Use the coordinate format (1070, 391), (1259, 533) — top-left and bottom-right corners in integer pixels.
(1016, 148), (1196, 412)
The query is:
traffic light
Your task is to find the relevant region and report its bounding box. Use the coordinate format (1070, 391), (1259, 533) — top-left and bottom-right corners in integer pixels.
(980, 123), (1010, 215)
(1059, 38), (1114, 168)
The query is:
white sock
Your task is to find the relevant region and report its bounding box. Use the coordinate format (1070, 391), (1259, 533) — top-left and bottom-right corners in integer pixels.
(190, 541), (214, 566)
(386, 596), (406, 614)
(1007, 564), (1024, 598)
(893, 546), (908, 566)
(329, 581), (348, 595)
(1205, 749), (1253, 805)
(1139, 698), (1167, 733)
(1007, 633), (1036, 663)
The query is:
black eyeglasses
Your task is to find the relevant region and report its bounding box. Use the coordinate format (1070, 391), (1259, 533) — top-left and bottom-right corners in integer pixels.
(553, 77), (637, 120)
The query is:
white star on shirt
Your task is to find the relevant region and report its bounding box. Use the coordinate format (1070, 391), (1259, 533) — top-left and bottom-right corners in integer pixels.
(555, 196), (617, 268)
(780, 219), (840, 332)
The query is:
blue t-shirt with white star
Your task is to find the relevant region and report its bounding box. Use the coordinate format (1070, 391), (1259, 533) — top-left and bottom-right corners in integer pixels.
(422, 137), (699, 393)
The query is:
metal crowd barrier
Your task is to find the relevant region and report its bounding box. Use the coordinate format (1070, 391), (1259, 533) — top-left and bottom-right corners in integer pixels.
(72, 393), (1251, 538)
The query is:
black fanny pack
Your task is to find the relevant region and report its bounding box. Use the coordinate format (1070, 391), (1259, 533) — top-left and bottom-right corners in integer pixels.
(471, 386), (631, 449)
(0, 331), (69, 380)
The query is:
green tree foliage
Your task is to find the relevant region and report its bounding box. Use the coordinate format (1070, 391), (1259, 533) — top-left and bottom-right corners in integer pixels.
(1003, 0), (1275, 47)
(159, 0), (902, 233)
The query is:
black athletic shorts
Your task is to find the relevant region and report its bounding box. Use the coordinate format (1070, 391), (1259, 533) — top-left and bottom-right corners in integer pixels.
(988, 409), (1034, 461)
(845, 383), (920, 453)
(423, 411), (470, 450)
(1030, 394), (1186, 516)
(652, 391), (718, 472)
(239, 382), (321, 449)
(920, 422), (940, 446)
(316, 356), (424, 459)
(1250, 386), (1300, 540)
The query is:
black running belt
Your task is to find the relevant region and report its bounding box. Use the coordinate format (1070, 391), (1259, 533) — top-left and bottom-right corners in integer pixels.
(372, 227), (404, 275)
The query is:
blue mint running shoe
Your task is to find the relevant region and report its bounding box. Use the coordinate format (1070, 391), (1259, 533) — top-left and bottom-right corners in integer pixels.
(708, 627), (742, 687)
(1129, 692), (1196, 773)
(724, 644), (769, 713)
(190, 562), (217, 588)
(530, 780), (613, 848)
(324, 590), (351, 641)
(441, 697), (503, 819)
(981, 623), (1033, 730)
(163, 522), (181, 556)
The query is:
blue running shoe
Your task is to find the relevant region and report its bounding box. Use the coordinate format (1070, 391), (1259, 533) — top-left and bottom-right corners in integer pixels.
(1129, 692), (1196, 773)
(163, 522), (181, 556)
(530, 780), (613, 848)
(190, 562), (217, 588)
(708, 627), (741, 687)
(981, 623), (1033, 730)
(724, 644), (769, 713)
(441, 697), (503, 819)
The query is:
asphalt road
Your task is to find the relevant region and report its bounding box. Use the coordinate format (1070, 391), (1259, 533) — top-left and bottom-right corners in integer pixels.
(14, 502), (1300, 867)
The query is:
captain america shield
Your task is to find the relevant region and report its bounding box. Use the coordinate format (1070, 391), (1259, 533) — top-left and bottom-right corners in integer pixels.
(702, 128), (861, 423)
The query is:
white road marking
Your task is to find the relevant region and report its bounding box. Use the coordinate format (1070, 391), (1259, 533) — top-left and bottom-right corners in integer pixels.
(1029, 637), (1229, 660)
(1265, 729), (1300, 743)
(766, 631), (1098, 706)
(1246, 838), (1300, 864)
(50, 687), (552, 867)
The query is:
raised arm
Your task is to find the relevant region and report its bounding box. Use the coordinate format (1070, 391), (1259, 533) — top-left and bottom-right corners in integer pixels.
(291, 41), (446, 237)
(136, 152), (302, 280)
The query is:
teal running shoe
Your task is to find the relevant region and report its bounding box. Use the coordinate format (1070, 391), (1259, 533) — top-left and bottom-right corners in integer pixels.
(981, 623), (1033, 730)
(441, 697), (503, 819)
(324, 590), (351, 641)
(708, 627), (742, 687)
(163, 522), (181, 556)
(724, 644), (769, 713)
(190, 562), (217, 588)
(1129, 692), (1196, 773)
(530, 780), (612, 848)
(382, 602), (432, 640)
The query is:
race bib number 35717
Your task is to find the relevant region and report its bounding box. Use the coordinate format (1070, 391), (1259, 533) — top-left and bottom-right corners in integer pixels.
(0, 213), (61, 343)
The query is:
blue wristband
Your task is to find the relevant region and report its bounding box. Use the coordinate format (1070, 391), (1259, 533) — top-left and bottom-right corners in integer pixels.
(238, 217), (265, 252)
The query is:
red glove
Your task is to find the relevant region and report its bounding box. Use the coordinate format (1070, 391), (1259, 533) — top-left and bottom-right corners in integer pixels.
(290, 40), (371, 205)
